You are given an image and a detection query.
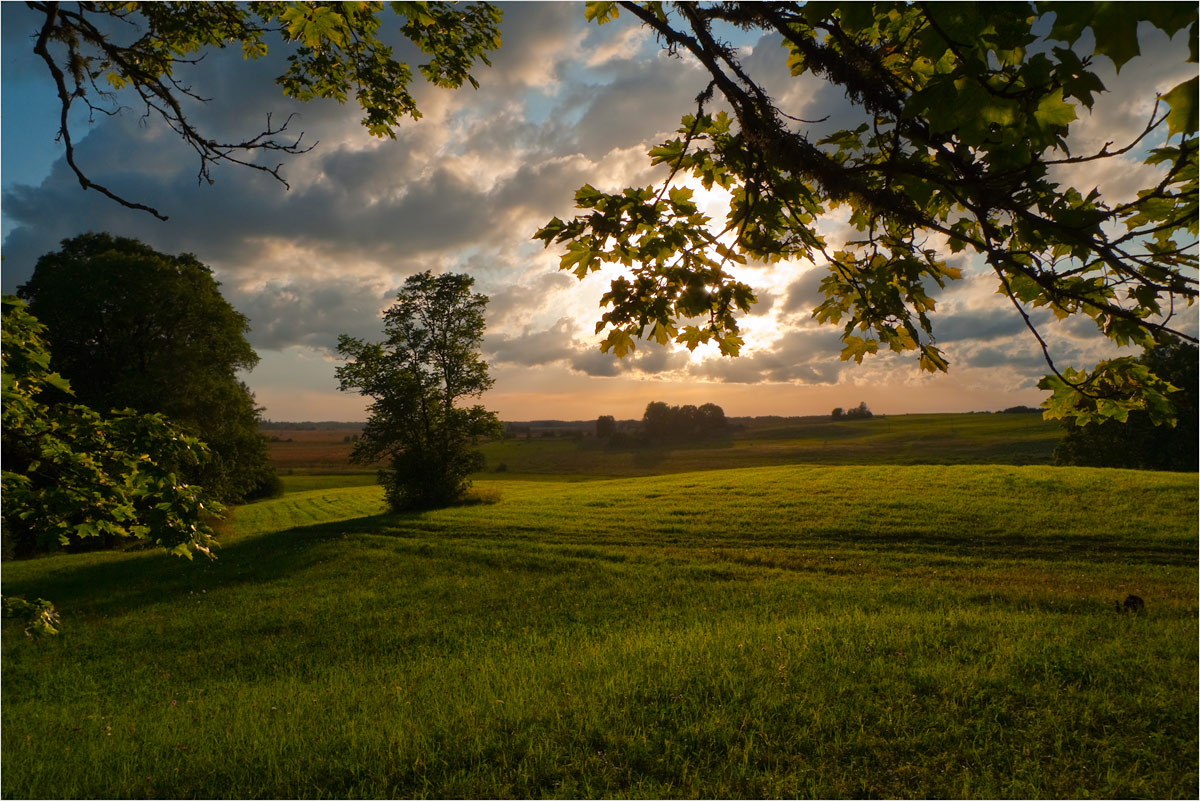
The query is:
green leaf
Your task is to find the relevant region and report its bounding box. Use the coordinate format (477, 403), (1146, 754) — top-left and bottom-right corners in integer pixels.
(1163, 76), (1199, 137)
(839, 335), (878, 364)
(600, 329), (635, 358)
(1034, 88), (1077, 129)
(1091, 5), (1142, 72)
(584, 1), (619, 24)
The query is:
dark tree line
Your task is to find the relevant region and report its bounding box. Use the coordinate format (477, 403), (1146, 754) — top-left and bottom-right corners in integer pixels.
(832, 402), (873, 420)
(641, 401), (728, 442)
(16, 233), (279, 507)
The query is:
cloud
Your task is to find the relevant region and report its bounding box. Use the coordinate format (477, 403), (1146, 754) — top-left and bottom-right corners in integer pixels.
(2, 5), (1188, 420)
(485, 318), (581, 367)
(780, 267), (827, 315)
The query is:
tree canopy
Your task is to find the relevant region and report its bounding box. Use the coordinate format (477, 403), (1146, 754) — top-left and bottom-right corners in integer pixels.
(26, 0), (502, 219)
(336, 271), (502, 511)
(1, 295), (220, 561)
(641, 401), (728, 441)
(18, 2), (1199, 424)
(537, 2), (1197, 425)
(17, 233), (278, 503)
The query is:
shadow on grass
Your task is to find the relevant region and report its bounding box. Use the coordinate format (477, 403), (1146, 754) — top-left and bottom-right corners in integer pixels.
(4, 505), (1195, 623)
(0, 511), (408, 620)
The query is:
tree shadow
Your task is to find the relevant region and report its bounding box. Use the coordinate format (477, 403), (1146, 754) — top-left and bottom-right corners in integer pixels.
(0, 511), (406, 620)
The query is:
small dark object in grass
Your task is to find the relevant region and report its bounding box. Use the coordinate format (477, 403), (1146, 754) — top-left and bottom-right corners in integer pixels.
(1116, 594), (1145, 614)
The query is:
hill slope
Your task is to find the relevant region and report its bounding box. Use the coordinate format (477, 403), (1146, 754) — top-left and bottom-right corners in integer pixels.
(3, 465), (1196, 798)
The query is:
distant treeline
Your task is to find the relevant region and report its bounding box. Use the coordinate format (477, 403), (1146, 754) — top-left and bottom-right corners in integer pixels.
(831, 402), (873, 420)
(261, 421), (366, 430)
(593, 402), (729, 444)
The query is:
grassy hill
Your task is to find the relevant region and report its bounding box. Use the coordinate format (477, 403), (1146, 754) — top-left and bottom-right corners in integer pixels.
(3, 464), (1196, 798)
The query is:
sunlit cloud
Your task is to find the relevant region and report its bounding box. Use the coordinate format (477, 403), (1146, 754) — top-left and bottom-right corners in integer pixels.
(2, 3), (1185, 420)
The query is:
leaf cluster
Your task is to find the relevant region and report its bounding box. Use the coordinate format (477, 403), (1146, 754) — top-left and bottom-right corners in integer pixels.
(2, 296), (221, 561)
(541, 1), (1198, 424)
(27, 1), (502, 218)
(1052, 340), (1197, 468)
(1, 596), (61, 638)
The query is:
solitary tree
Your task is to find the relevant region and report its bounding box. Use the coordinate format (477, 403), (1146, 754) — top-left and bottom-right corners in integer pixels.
(336, 271), (502, 511)
(596, 414), (617, 439)
(17, 233), (278, 503)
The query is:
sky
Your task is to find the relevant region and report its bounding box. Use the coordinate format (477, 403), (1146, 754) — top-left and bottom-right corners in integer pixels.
(2, 3), (1195, 422)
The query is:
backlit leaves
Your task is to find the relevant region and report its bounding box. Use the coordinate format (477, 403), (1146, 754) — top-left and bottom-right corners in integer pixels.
(538, 1), (1198, 425)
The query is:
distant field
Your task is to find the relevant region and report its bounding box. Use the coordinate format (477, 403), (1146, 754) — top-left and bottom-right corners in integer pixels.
(3, 464), (1196, 798)
(265, 427), (369, 473)
(265, 412), (1063, 478)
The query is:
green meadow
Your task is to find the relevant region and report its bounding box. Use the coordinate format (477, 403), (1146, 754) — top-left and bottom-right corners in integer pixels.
(3, 431), (1197, 797)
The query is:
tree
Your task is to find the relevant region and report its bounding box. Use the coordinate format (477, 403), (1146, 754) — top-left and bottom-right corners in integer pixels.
(536, 3), (1197, 425)
(336, 271), (501, 511)
(1054, 340), (1198, 471)
(845, 401), (873, 420)
(24, 1), (502, 220)
(24, 3), (1198, 421)
(697, 402), (727, 431)
(831, 407), (845, 420)
(640, 400), (729, 440)
(2, 296), (220, 561)
(17, 233), (278, 503)
(596, 414), (617, 439)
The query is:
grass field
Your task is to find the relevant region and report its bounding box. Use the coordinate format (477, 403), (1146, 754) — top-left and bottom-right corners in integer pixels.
(3, 463), (1197, 798)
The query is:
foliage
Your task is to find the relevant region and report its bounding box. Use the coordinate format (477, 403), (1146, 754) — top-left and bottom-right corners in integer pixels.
(1, 596), (61, 638)
(641, 400), (728, 441)
(831, 406), (844, 420)
(1, 295), (221, 561)
(1054, 340), (1198, 471)
(25, 0), (502, 219)
(336, 271), (502, 510)
(17, 233), (278, 504)
(537, 2), (1198, 424)
(595, 414), (617, 439)
(843, 401), (873, 420)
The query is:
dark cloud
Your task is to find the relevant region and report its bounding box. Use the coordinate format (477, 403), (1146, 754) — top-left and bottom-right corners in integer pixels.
(962, 346), (1053, 371)
(781, 267), (827, 315)
(229, 281), (396, 352)
(485, 318), (580, 367)
(748, 290), (775, 316)
(690, 326), (846, 384)
(570, 348), (623, 377)
(934, 306), (1050, 344)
